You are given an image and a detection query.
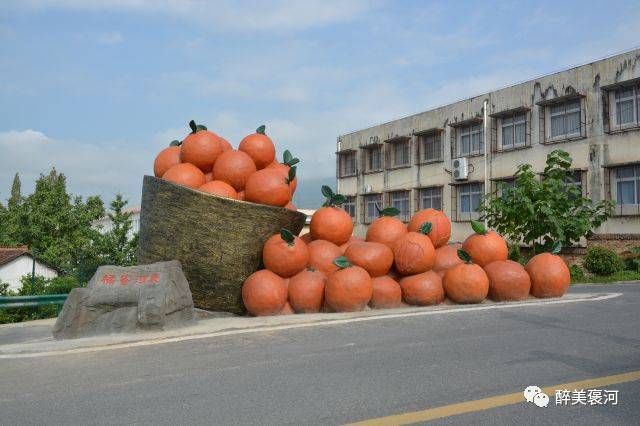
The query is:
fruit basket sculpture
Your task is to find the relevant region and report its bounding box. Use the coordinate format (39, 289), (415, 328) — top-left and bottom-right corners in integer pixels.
(138, 175), (307, 314)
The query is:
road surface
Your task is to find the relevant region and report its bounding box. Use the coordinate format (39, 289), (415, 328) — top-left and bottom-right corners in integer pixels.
(1, 283), (639, 425)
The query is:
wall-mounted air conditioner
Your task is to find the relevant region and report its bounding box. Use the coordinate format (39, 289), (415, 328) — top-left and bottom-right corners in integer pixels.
(452, 157), (469, 180)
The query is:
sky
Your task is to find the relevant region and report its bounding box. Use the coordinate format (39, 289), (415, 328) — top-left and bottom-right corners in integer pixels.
(1, 0), (639, 209)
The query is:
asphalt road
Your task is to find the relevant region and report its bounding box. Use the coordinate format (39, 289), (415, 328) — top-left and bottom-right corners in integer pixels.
(1, 283), (639, 425)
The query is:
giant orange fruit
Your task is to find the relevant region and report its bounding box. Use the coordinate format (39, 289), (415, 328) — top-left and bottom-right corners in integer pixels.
(267, 152), (299, 195)
(288, 268), (327, 313)
(340, 236), (364, 253)
(443, 251), (489, 304)
(366, 208), (408, 250)
(344, 242), (393, 277)
(241, 269), (287, 316)
(484, 259), (531, 301)
(408, 209), (451, 248)
(180, 120), (223, 172)
(300, 232), (314, 245)
(307, 240), (342, 275)
(399, 271), (444, 306)
(162, 163), (206, 189)
(262, 229), (309, 278)
(154, 146), (181, 178)
(310, 207), (353, 246)
(393, 222), (436, 276)
(198, 180), (239, 199)
(212, 149), (257, 191)
(325, 257), (373, 312)
(244, 168), (292, 207)
(525, 252), (570, 298)
(219, 137), (232, 152)
(369, 275), (402, 309)
(462, 221), (508, 267)
(239, 125), (276, 169)
(433, 244), (463, 278)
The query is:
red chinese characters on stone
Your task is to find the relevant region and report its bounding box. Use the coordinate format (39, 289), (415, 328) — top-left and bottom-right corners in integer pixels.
(101, 273), (162, 286)
(101, 274), (116, 285)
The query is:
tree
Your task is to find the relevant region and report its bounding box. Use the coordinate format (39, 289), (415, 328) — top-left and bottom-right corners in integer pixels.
(96, 194), (139, 267)
(479, 149), (613, 253)
(0, 173), (24, 246)
(3, 168), (105, 274)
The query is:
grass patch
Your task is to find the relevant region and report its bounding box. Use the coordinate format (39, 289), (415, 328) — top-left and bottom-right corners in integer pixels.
(571, 270), (640, 284)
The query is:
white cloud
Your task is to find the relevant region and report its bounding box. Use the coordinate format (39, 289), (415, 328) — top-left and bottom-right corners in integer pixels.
(97, 31), (124, 45)
(13, 0), (373, 33)
(0, 129), (160, 205)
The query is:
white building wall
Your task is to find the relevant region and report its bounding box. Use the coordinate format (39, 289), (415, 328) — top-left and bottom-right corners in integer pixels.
(337, 49), (640, 242)
(0, 255), (59, 292)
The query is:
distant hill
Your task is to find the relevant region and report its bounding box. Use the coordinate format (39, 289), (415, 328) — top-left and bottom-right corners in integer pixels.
(292, 176), (336, 209)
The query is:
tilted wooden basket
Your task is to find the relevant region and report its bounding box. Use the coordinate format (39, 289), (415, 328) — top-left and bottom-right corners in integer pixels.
(137, 175), (307, 314)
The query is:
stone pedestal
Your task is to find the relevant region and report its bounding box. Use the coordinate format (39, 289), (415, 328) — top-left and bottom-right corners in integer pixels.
(53, 260), (194, 339)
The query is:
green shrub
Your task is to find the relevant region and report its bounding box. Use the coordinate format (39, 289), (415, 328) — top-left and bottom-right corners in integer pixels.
(584, 247), (622, 276)
(46, 275), (81, 294)
(623, 247), (640, 272)
(508, 244), (522, 264)
(569, 264), (585, 281)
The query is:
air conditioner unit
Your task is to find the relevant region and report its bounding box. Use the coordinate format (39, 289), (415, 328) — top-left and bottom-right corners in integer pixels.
(363, 184), (372, 193)
(452, 157), (469, 180)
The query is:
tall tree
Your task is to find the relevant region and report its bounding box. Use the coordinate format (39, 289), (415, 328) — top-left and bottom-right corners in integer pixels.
(9, 168), (105, 273)
(96, 194), (138, 267)
(8, 173), (22, 209)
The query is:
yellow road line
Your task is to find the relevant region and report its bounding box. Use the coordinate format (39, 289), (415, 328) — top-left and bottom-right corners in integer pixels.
(347, 370), (640, 425)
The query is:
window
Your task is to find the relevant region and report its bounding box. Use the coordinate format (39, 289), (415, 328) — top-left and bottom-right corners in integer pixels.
(458, 183), (483, 215)
(611, 85), (640, 127)
(457, 123), (483, 156)
(418, 132), (442, 162)
(388, 139), (410, 167)
(364, 145), (382, 172)
(364, 193), (382, 223)
(615, 165), (640, 205)
(338, 151), (356, 177)
(500, 112), (526, 149)
(496, 179), (516, 198)
(419, 187), (442, 211)
(548, 98), (581, 140)
(342, 196), (356, 219)
(564, 170), (584, 199)
(389, 191), (410, 222)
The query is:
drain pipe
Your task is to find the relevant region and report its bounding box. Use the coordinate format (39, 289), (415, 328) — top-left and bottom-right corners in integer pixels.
(483, 99), (489, 227)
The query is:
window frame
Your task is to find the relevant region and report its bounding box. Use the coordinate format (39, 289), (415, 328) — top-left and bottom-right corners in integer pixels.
(418, 186), (443, 211)
(363, 193), (383, 224)
(543, 97), (585, 143)
(387, 190), (411, 222)
(456, 122), (483, 157)
(416, 130), (443, 164)
(456, 182), (484, 222)
(362, 144), (383, 173)
(608, 84), (640, 132)
(499, 112), (527, 150)
(342, 196), (357, 220)
(386, 137), (411, 169)
(337, 150), (357, 178)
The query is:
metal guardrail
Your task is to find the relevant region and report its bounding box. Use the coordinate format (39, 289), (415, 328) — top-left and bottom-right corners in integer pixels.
(0, 294), (68, 313)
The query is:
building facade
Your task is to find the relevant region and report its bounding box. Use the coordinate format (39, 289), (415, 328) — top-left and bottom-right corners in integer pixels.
(336, 49), (640, 245)
(0, 246), (59, 292)
(91, 205), (141, 239)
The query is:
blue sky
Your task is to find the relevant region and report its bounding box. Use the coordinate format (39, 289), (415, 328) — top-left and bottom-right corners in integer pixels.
(1, 0), (639, 208)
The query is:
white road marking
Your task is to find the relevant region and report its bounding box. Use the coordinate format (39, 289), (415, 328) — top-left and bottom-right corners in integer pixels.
(0, 292), (621, 359)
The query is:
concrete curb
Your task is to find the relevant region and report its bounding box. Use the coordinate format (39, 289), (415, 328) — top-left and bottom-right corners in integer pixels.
(0, 291), (621, 359)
